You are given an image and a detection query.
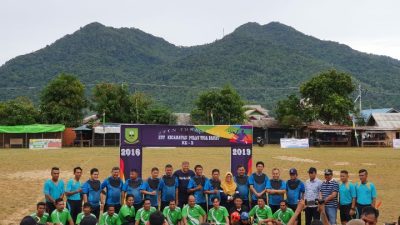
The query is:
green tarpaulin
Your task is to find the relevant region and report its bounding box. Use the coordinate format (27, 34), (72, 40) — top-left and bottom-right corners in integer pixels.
(0, 124), (65, 133)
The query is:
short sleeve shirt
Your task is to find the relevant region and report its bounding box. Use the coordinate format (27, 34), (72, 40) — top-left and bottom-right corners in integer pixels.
(182, 204), (206, 225)
(273, 208), (294, 225)
(118, 204), (135, 224)
(75, 212), (96, 225)
(44, 179), (65, 201)
(66, 179), (81, 200)
(249, 205), (273, 222)
(163, 206), (182, 225)
(339, 182), (356, 205)
(99, 212), (121, 225)
(135, 207), (157, 225)
(30, 212), (50, 224)
(51, 209), (72, 225)
(208, 206), (229, 224)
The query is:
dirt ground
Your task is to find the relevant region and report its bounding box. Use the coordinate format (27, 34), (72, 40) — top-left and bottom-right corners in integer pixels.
(0, 146), (398, 224)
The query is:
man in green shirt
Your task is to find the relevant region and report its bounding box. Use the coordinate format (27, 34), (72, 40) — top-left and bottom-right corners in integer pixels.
(119, 194), (136, 225)
(100, 205), (122, 225)
(163, 200), (182, 225)
(31, 202), (51, 225)
(208, 197), (229, 225)
(51, 198), (74, 225)
(135, 199), (157, 225)
(249, 198), (273, 224)
(273, 200), (294, 225)
(76, 203), (97, 225)
(182, 195), (206, 225)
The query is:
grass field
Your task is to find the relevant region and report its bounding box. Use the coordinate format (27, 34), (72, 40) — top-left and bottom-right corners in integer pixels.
(1, 146), (399, 224)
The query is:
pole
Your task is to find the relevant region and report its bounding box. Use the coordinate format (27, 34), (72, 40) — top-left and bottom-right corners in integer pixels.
(103, 111), (106, 147)
(359, 84), (362, 113)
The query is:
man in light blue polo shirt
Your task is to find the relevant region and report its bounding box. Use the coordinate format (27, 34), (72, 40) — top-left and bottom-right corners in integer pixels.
(355, 169), (377, 218)
(66, 166), (83, 222)
(43, 167), (65, 214)
(339, 170), (356, 225)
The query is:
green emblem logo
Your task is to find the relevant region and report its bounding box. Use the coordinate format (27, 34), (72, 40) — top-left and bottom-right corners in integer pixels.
(125, 128), (139, 144)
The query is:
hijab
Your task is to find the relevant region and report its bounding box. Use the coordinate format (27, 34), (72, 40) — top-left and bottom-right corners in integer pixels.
(221, 172), (237, 195)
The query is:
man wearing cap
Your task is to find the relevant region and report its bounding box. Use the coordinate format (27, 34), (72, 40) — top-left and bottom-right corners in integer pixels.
(286, 168), (305, 225)
(304, 167), (322, 225)
(319, 169), (339, 225)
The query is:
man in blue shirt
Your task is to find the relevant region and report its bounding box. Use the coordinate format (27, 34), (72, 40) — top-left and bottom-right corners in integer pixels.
(173, 161), (195, 208)
(159, 164), (179, 210)
(123, 169), (143, 212)
(339, 170), (356, 225)
(140, 167), (161, 208)
(43, 167), (65, 214)
(101, 166), (124, 213)
(266, 168), (286, 213)
(320, 169), (339, 225)
(82, 168), (102, 219)
(286, 168), (305, 225)
(304, 167), (322, 225)
(187, 164), (208, 211)
(65, 166), (83, 222)
(248, 161), (269, 207)
(204, 169), (222, 209)
(234, 165), (250, 208)
(355, 169), (377, 218)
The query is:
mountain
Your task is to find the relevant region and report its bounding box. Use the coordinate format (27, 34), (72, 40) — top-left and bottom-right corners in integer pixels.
(1, 21), (400, 112)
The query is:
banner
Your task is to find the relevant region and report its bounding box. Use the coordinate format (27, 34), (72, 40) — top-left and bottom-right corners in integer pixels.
(120, 125), (252, 147)
(29, 139), (62, 149)
(393, 139), (400, 149)
(120, 146), (143, 180)
(231, 146), (252, 176)
(120, 125), (253, 178)
(280, 138), (309, 149)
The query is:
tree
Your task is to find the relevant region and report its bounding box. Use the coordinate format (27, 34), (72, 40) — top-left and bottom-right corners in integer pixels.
(191, 85), (245, 125)
(143, 106), (173, 124)
(0, 97), (39, 125)
(275, 94), (313, 128)
(300, 70), (355, 124)
(40, 73), (87, 127)
(129, 92), (153, 123)
(91, 83), (131, 123)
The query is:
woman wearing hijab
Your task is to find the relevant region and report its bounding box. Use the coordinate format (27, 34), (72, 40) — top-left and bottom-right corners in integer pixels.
(221, 172), (237, 210)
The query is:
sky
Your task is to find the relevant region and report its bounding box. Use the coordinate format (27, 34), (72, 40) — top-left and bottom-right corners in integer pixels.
(1, 0), (400, 65)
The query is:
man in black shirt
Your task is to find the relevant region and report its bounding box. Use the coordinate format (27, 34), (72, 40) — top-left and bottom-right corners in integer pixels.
(173, 161), (195, 208)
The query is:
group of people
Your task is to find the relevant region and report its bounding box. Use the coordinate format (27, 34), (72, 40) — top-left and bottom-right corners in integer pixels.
(22, 161), (379, 225)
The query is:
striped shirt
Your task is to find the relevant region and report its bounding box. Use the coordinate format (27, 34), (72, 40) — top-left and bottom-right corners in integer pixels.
(320, 179), (339, 208)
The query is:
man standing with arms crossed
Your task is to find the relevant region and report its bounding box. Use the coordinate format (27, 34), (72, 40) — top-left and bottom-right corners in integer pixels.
(44, 167), (65, 214)
(304, 167), (322, 225)
(355, 169), (377, 217)
(339, 170), (356, 225)
(173, 161), (195, 208)
(319, 169), (339, 225)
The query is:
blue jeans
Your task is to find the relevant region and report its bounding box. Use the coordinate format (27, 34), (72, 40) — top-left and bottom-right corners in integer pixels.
(325, 206), (337, 225)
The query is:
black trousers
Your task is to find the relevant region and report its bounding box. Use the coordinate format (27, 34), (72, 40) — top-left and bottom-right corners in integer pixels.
(270, 205), (280, 213)
(92, 205), (100, 219)
(46, 201), (56, 214)
(67, 199), (82, 222)
(305, 207), (320, 225)
(289, 204), (301, 225)
(104, 204), (122, 214)
(356, 204), (371, 219)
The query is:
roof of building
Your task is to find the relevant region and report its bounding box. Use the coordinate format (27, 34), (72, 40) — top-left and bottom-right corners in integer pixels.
(366, 113), (400, 129)
(361, 108), (398, 122)
(245, 118), (280, 128)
